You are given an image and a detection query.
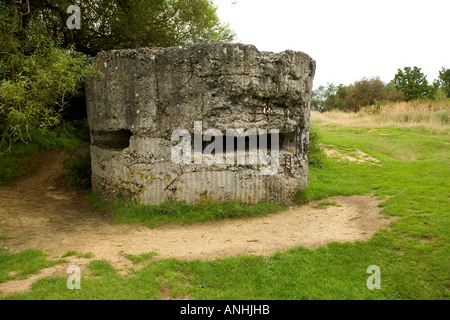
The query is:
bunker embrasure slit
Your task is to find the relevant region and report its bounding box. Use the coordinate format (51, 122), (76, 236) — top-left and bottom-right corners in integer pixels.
(92, 129), (133, 151)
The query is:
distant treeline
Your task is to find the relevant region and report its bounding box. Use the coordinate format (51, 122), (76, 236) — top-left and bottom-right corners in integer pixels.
(312, 67), (450, 112)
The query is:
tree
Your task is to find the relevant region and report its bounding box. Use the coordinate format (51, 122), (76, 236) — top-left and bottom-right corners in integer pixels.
(437, 67), (450, 98)
(311, 84), (332, 111)
(311, 83), (345, 112)
(1, 0), (234, 150)
(334, 84), (352, 111)
(312, 79), (406, 113)
(0, 1), (98, 151)
(342, 78), (404, 112)
(28, 0), (236, 56)
(392, 66), (433, 100)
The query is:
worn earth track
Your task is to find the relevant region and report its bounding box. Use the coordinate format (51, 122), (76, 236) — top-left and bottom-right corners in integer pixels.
(0, 150), (396, 295)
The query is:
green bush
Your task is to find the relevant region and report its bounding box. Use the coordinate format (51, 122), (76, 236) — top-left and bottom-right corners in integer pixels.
(62, 148), (92, 188)
(294, 126), (326, 205)
(294, 188), (310, 205)
(308, 126), (326, 168)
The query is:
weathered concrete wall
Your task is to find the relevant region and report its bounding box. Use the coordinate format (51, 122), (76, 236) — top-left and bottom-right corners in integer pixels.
(86, 43), (315, 204)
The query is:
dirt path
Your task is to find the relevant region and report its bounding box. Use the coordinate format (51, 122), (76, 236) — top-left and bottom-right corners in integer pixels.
(0, 150), (396, 295)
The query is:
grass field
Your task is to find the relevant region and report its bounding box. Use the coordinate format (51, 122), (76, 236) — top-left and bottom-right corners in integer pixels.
(313, 99), (449, 130)
(0, 107), (449, 300)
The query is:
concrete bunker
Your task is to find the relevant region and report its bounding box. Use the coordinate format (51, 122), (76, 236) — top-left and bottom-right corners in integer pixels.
(86, 43), (315, 204)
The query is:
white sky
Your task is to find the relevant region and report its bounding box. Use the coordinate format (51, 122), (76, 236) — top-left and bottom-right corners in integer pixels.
(214, 0), (450, 89)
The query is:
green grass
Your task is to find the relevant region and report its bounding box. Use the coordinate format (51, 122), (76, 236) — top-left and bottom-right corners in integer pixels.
(124, 252), (158, 264)
(1, 123), (449, 300)
(62, 149), (91, 188)
(311, 201), (342, 209)
(87, 194), (286, 228)
(61, 251), (93, 259)
(0, 249), (63, 284)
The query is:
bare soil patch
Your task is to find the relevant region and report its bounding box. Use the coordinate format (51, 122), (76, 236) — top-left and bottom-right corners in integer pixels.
(320, 143), (381, 165)
(0, 150), (396, 295)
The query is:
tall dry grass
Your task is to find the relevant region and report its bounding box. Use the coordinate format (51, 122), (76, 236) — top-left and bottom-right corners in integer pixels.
(312, 99), (450, 129)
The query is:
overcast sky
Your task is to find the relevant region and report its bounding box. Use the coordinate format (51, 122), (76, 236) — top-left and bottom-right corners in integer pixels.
(214, 0), (450, 89)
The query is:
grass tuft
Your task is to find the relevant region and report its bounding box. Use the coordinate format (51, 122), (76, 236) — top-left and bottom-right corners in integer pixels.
(0, 249), (63, 284)
(311, 201), (342, 209)
(61, 251), (93, 259)
(124, 252), (158, 264)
